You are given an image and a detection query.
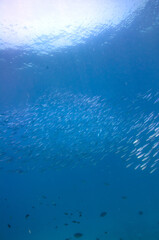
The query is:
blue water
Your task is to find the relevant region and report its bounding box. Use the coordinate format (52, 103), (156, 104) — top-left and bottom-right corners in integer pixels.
(0, 1), (159, 240)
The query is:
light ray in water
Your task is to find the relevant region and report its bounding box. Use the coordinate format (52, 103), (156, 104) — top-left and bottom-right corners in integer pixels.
(0, 90), (158, 174)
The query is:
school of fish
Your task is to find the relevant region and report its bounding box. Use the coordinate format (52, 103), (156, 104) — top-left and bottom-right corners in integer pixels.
(0, 89), (158, 174)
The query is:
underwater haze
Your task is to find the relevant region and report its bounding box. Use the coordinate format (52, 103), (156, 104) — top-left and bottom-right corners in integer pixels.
(0, 0), (159, 240)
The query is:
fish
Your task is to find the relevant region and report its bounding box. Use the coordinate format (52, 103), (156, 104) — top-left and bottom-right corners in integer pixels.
(74, 233), (83, 238)
(25, 214), (30, 219)
(8, 224), (11, 228)
(0, 90), (158, 174)
(100, 211), (107, 217)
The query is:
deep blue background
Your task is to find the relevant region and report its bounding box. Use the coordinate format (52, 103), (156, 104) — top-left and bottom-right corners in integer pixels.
(0, 1), (159, 239)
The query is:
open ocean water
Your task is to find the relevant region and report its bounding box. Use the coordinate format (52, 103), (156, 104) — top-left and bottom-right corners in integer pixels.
(0, 0), (159, 239)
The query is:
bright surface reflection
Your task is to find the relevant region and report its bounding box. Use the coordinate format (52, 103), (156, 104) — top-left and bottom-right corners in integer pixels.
(0, 0), (148, 53)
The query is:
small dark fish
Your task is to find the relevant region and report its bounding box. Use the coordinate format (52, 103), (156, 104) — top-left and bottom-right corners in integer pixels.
(64, 223), (69, 226)
(52, 202), (56, 206)
(121, 196), (127, 200)
(64, 212), (68, 215)
(74, 233), (83, 238)
(100, 211), (107, 217)
(138, 211), (143, 215)
(79, 211), (82, 217)
(25, 214), (30, 219)
(72, 220), (80, 224)
(104, 182), (110, 186)
(72, 220), (77, 223)
(8, 224), (11, 228)
(15, 169), (24, 174)
(42, 195), (47, 199)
